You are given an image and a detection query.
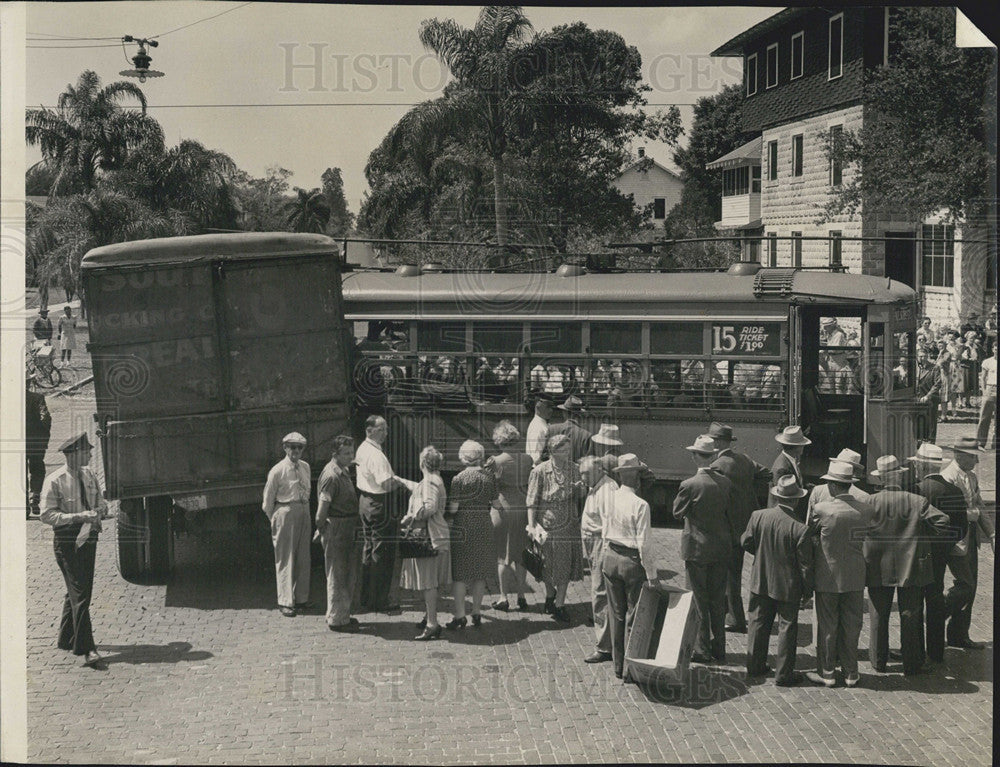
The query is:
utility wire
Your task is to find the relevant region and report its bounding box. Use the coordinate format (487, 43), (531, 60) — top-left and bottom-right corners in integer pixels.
(152, 2), (253, 38)
(27, 43), (128, 49)
(27, 32), (122, 40)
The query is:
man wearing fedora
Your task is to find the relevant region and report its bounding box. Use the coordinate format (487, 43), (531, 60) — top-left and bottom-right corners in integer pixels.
(40, 432), (110, 667)
(708, 422), (772, 634)
(771, 426), (812, 521)
(579, 455), (618, 664)
(865, 455), (950, 674)
(806, 449), (870, 516)
(940, 437), (994, 649)
(602, 454), (658, 682)
(548, 395), (593, 463)
(741, 474), (814, 686)
(526, 396), (554, 466)
(262, 432), (313, 617)
(806, 460), (876, 687)
(673, 435), (736, 664)
(911, 442), (969, 664)
(589, 423), (623, 460)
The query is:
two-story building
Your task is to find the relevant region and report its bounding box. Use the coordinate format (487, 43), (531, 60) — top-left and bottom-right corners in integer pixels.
(614, 148), (684, 238)
(708, 7), (995, 327)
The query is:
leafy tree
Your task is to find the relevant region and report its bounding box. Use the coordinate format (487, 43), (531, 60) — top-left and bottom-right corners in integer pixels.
(25, 70), (162, 199)
(823, 7), (996, 223)
(235, 165), (294, 232)
(284, 187), (331, 233)
(321, 167), (354, 237)
(662, 83), (751, 266)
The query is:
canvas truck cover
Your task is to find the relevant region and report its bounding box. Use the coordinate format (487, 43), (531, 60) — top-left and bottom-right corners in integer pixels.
(82, 233), (351, 500)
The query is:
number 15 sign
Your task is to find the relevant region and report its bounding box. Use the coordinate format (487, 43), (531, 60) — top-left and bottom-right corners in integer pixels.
(712, 323), (782, 355)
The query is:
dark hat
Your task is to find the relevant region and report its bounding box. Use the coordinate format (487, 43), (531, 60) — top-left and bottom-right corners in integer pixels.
(557, 395), (587, 413)
(707, 422), (735, 442)
(38, 308), (49, 315)
(59, 432), (93, 453)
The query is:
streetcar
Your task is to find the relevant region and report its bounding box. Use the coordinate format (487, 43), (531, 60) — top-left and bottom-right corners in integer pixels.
(343, 260), (921, 520)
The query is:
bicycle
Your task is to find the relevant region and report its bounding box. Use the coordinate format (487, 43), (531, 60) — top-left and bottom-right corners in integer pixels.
(27, 342), (62, 389)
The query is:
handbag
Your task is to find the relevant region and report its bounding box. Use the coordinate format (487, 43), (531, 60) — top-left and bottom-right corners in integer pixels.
(522, 539), (545, 580)
(399, 520), (438, 559)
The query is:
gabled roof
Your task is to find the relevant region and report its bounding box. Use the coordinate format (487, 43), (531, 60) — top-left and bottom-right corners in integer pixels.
(706, 137), (763, 171)
(712, 7), (809, 57)
(617, 157), (682, 181)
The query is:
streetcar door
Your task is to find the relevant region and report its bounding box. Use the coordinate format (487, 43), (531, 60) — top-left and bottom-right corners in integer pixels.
(865, 303), (920, 465)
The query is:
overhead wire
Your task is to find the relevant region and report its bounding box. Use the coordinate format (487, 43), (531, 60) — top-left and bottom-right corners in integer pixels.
(151, 2), (253, 38)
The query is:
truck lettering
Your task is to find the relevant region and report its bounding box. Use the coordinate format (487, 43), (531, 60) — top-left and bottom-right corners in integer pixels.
(132, 337), (216, 368)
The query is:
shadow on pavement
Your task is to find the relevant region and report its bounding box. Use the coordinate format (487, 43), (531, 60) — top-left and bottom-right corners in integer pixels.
(634, 664), (750, 708)
(98, 641), (214, 665)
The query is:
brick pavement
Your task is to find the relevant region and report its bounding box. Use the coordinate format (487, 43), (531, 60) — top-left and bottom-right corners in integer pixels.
(25, 414), (994, 765)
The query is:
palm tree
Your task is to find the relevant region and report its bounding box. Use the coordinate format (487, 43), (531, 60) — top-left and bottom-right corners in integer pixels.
(284, 188), (331, 233)
(26, 70), (162, 200)
(414, 6), (534, 265)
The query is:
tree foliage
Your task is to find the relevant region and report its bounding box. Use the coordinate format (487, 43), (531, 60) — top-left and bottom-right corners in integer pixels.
(284, 187), (331, 233)
(824, 7), (997, 223)
(321, 167), (354, 237)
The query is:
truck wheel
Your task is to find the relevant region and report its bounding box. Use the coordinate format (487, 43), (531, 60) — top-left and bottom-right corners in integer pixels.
(116, 498), (146, 582)
(146, 495), (174, 580)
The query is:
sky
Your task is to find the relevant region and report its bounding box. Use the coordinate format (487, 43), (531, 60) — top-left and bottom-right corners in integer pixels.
(25, 2), (778, 212)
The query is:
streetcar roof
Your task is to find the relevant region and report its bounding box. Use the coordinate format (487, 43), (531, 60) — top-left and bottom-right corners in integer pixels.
(341, 268), (916, 308)
(81, 232), (340, 268)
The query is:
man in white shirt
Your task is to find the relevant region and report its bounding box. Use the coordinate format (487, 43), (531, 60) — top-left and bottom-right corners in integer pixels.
(602, 454), (657, 682)
(354, 415), (402, 613)
(40, 432), (110, 667)
(941, 438), (995, 649)
(262, 432), (312, 617)
(579, 457), (618, 664)
(977, 343), (996, 450)
(525, 397), (553, 465)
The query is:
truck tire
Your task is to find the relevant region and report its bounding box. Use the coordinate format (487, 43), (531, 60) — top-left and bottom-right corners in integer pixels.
(116, 498), (145, 583)
(116, 496), (174, 583)
(146, 495), (174, 580)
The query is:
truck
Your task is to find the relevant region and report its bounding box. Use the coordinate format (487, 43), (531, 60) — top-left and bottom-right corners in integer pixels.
(81, 233), (352, 582)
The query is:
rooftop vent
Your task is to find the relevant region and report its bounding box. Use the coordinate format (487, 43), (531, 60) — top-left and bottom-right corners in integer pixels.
(727, 261), (763, 276)
(753, 268), (797, 297)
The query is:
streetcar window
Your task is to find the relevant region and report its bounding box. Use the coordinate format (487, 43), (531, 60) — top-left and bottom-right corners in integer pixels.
(591, 322), (641, 354)
(892, 330), (914, 391)
(868, 323), (886, 399)
(472, 322), (523, 354)
(818, 316), (862, 395)
(416, 321), (466, 352)
(528, 322), (581, 353)
(708, 360), (785, 410)
(650, 322), (703, 355)
(529, 360), (583, 397)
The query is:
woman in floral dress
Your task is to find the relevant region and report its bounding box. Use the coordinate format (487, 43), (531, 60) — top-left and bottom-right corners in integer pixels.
(526, 433), (585, 623)
(486, 420), (532, 612)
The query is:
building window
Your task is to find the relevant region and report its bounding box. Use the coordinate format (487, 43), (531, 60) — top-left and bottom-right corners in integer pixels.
(653, 197), (666, 219)
(766, 43), (778, 89)
(722, 167), (751, 197)
(829, 13), (843, 80)
(746, 53), (758, 96)
(767, 233), (778, 266)
(767, 140), (778, 181)
(791, 31), (804, 79)
(829, 231), (843, 267)
(921, 224), (955, 288)
(751, 166), (761, 193)
(747, 239), (761, 263)
(829, 125), (843, 187)
(791, 134), (803, 177)
(792, 231), (802, 267)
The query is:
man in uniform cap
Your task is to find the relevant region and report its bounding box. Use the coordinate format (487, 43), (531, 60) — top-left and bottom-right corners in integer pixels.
(673, 434), (736, 664)
(741, 474), (814, 686)
(940, 437), (994, 649)
(262, 432), (312, 617)
(771, 426), (812, 521)
(865, 455), (950, 675)
(805, 460), (876, 687)
(40, 432), (109, 667)
(548, 395), (593, 463)
(707, 422), (772, 634)
(910, 442), (968, 665)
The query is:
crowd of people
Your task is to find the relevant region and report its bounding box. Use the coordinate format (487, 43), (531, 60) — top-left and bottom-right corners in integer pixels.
(38, 391), (993, 685)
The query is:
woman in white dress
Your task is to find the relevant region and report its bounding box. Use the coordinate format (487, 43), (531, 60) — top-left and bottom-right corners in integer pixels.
(57, 305), (77, 364)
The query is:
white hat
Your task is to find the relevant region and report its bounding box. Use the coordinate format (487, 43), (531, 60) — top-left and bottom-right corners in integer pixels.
(282, 432), (307, 445)
(870, 455), (909, 478)
(685, 434), (718, 455)
(821, 460), (858, 483)
(775, 425), (812, 446)
(592, 424), (624, 446)
(612, 453), (647, 473)
(908, 442), (944, 464)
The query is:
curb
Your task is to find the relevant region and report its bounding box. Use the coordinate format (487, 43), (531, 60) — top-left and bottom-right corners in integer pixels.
(53, 374), (94, 398)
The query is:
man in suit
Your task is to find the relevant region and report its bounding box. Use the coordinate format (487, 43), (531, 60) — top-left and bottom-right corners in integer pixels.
(805, 460), (875, 687)
(771, 426), (812, 520)
(673, 434), (735, 664)
(741, 475), (814, 687)
(911, 442), (968, 666)
(865, 455), (950, 675)
(940, 437), (995, 649)
(708, 422), (772, 634)
(915, 349), (943, 443)
(547, 395), (593, 463)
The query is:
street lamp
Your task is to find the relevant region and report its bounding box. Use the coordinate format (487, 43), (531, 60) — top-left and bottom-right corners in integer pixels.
(120, 36), (164, 82)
